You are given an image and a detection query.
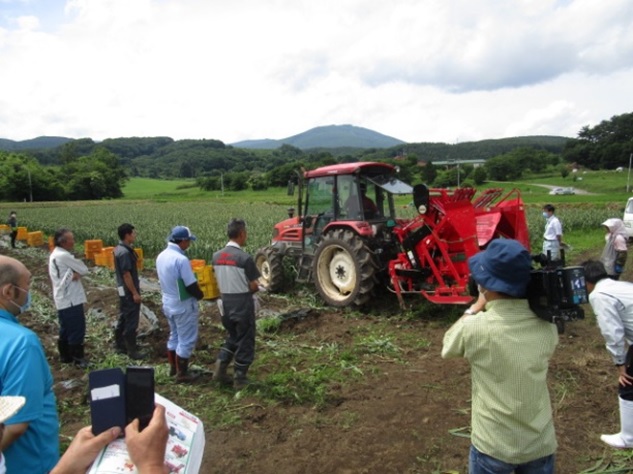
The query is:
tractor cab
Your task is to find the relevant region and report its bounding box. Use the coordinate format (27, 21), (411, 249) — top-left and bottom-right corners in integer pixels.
(301, 163), (412, 249)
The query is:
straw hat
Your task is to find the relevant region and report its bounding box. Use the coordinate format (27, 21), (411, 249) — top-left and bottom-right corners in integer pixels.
(0, 396), (25, 424)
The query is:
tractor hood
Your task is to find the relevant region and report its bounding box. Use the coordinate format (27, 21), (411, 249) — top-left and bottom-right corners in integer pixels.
(367, 175), (413, 195)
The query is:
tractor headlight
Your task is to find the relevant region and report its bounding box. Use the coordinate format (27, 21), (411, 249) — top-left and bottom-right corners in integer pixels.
(418, 204), (427, 215)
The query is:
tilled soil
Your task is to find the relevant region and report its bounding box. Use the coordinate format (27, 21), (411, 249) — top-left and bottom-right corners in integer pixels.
(2, 243), (631, 474)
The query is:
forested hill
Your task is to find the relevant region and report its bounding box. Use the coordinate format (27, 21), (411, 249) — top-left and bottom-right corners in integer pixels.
(0, 132), (569, 179)
(232, 124), (405, 149)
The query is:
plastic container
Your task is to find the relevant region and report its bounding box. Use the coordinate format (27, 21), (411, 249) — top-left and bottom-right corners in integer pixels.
(16, 227), (28, 240)
(134, 248), (144, 270)
(27, 231), (44, 247)
(84, 240), (104, 260)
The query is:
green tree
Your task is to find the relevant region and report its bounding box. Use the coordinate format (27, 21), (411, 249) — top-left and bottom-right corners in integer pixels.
(472, 166), (487, 185)
(485, 154), (522, 181)
(421, 161), (438, 185)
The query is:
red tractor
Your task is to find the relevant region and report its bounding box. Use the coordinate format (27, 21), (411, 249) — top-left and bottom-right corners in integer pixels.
(255, 162), (530, 308)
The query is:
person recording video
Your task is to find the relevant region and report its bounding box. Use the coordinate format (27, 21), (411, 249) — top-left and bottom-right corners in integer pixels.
(442, 239), (559, 473)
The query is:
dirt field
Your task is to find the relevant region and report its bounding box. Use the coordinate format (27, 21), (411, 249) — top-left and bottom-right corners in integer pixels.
(3, 243), (632, 474)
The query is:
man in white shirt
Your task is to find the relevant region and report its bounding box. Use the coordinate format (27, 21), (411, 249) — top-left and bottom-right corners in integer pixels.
(542, 204), (563, 260)
(48, 228), (90, 368)
(583, 260), (633, 448)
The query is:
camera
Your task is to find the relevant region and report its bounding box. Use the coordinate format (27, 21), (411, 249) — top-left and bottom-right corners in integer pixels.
(527, 250), (588, 333)
(467, 249), (588, 334)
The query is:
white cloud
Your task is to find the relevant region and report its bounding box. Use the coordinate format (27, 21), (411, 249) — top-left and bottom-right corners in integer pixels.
(0, 0), (631, 143)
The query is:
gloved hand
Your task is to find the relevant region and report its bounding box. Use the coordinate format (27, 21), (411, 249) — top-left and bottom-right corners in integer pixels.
(615, 264), (624, 274)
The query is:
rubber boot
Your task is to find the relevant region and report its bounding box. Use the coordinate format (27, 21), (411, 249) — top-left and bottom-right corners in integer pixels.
(125, 334), (146, 361)
(114, 327), (127, 354)
(167, 350), (177, 377)
(212, 359), (232, 385)
(58, 339), (73, 364)
(176, 356), (199, 383)
(601, 397), (633, 448)
(69, 344), (89, 369)
(233, 369), (250, 390)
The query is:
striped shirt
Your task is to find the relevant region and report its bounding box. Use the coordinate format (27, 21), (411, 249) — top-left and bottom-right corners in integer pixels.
(442, 298), (558, 464)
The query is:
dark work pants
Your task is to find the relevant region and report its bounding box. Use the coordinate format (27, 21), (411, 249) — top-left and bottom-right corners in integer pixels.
(117, 295), (141, 337)
(218, 296), (256, 371)
(10, 230), (17, 248)
(58, 304), (86, 345)
(620, 346), (633, 400)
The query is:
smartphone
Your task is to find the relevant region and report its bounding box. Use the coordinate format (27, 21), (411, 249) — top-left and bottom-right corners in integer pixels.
(89, 368), (126, 435)
(125, 366), (155, 431)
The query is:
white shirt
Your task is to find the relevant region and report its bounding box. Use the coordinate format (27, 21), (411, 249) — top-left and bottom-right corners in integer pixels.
(48, 246), (89, 310)
(543, 215), (562, 241)
(589, 278), (633, 365)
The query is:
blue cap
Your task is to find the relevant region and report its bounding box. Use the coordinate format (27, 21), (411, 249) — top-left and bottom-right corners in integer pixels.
(168, 226), (197, 242)
(468, 239), (531, 297)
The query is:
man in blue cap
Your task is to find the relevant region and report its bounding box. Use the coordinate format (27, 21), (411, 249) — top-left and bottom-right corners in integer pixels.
(442, 239), (559, 473)
(156, 226), (204, 383)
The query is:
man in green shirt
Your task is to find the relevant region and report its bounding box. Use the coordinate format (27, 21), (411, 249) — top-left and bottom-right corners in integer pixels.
(442, 239), (558, 473)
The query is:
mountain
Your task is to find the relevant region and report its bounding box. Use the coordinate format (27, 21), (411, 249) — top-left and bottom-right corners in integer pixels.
(231, 124), (406, 150)
(0, 136), (73, 151)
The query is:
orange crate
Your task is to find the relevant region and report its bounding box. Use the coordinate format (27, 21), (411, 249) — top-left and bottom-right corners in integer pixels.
(95, 247), (115, 270)
(48, 235), (55, 251)
(84, 240), (104, 260)
(0, 224), (9, 234)
(27, 231), (44, 247)
(16, 227), (28, 240)
(134, 248), (144, 271)
(190, 259), (206, 269)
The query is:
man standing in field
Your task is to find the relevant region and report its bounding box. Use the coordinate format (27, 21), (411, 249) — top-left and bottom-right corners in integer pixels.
(542, 204), (563, 260)
(442, 239), (558, 472)
(6, 211), (17, 249)
(113, 223), (144, 360)
(48, 227), (90, 368)
(582, 260), (633, 448)
(156, 226), (204, 383)
(0, 255), (60, 473)
(212, 218), (261, 389)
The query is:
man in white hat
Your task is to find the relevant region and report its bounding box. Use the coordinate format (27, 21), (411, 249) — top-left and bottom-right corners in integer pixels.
(156, 226), (204, 383)
(0, 255), (59, 473)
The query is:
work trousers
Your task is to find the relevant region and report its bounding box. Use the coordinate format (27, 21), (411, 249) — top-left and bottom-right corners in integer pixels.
(10, 230), (17, 248)
(469, 445), (555, 474)
(117, 295), (141, 337)
(620, 346), (633, 400)
(164, 299), (199, 358)
(58, 304), (86, 345)
(218, 295), (256, 371)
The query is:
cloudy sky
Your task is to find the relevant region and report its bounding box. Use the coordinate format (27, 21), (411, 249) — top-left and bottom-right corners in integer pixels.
(1, 0), (632, 145)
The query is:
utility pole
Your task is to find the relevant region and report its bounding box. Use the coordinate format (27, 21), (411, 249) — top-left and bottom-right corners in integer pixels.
(27, 167), (33, 202)
(626, 153), (633, 193)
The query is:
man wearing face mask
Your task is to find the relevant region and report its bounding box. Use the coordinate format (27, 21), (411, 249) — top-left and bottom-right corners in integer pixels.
(542, 204), (563, 261)
(442, 239), (559, 473)
(0, 255), (60, 474)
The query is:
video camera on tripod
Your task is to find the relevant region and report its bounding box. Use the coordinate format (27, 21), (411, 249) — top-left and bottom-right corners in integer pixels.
(527, 249), (588, 334)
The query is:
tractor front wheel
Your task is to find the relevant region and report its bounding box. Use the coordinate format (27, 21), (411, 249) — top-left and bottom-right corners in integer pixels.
(255, 247), (284, 292)
(312, 229), (377, 307)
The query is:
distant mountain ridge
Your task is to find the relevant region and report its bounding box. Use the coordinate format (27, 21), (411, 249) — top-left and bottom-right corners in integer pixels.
(0, 136), (72, 151)
(231, 124), (406, 149)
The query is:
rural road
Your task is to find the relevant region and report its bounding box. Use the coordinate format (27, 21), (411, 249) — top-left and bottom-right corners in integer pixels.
(528, 183), (594, 195)
(489, 181), (594, 195)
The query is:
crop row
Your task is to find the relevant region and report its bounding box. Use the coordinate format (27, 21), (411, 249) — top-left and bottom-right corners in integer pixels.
(18, 200), (615, 262)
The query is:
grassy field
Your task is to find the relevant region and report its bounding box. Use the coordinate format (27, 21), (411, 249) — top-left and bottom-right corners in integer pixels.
(3, 170), (633, 472)
(5, 170), (626, 263)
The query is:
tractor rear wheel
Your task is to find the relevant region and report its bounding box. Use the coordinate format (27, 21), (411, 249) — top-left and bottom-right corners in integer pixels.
(312, 229), (377, 307)
(255, 247), (284, 292)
